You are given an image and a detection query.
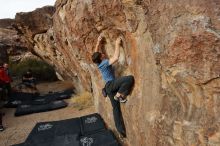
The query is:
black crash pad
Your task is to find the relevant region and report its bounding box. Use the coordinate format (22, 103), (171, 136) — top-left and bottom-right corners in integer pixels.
(15, 100), (68, 116)
(10, 92), (39, 101)
(13, 135), (80, 146)
(55, 118), (81, 136)
(12, 113), (119, 146)
(23, 118), (81, 146)
(5, 90), (73, 108)
(5, 92), (38, 108)
(49, 89), (73, 100)
(12, 143), (26, 146)
(80, 113), (106, 135)
(35, 89), (73, 103)
(12, 141), (52, 146)
(26, 118), (81, 143)
(52, 134), (80, 146)
(80, 130), (120, 146)
(26, 122), (57, 144)
(4, 100), (22, 108)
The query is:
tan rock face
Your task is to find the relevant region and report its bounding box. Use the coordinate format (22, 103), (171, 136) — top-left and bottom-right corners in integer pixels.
(0, 19), (29, 62)
(2, 0), (220, 145)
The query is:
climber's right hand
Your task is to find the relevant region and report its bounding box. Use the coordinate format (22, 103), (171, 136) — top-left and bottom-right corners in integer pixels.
(98, 34), (104, 42)
(116, 37), (122, 45)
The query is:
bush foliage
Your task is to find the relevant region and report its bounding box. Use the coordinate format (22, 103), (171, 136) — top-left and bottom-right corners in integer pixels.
(71, 92), (94, 110)
(10, 58), (57, 81)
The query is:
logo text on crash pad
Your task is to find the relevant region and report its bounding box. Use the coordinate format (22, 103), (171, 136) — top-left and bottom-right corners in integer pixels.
(38, 123), (53, 131)
(85, 116), (98, 124)
(80, 137), (94, 146)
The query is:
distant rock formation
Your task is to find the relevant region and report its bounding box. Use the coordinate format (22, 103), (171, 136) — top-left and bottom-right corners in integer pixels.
(15, 6), (55, 39)
(1, 0), (220, 145)
(0, 6), (55, 63)
(0, 18), (27, 63)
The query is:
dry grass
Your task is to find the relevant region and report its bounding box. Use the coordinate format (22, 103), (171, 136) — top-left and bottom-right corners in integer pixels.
(70, 91), (94, 110)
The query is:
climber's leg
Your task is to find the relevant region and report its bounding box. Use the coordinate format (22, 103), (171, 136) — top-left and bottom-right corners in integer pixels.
(105, 82), (126, 137)
(111, 75), (135, 101)
(108, 93), (126, 137)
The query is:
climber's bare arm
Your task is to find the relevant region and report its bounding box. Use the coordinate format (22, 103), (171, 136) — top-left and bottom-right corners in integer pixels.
(94, 35), (104, 52)
(109, 37), (122, 65)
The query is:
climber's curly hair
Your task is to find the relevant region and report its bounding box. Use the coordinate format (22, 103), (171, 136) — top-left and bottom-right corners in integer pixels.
(92, 52), (102, 64)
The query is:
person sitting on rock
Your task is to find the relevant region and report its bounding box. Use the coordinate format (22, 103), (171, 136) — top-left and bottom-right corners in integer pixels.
(91, 34), (134, 138)
(22, 69), (36, 89)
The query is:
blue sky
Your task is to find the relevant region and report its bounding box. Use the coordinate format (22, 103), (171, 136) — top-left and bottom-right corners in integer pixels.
(0, 0), (56, 19)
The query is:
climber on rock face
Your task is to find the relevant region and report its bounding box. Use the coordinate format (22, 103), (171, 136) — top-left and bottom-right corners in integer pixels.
(92, 35), (134, 103)
(91, 34), (134, 138)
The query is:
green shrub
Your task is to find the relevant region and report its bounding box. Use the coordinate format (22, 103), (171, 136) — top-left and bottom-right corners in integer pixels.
(10, 58), (57, 81)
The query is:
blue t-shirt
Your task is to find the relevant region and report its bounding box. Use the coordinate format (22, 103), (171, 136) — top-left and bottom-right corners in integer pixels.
(98, 59), (115, 83)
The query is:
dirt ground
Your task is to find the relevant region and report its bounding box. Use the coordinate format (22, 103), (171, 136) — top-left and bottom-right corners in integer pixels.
(0, 81), (95, 146)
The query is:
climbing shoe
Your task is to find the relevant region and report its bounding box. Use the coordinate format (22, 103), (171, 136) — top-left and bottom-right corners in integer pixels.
(119, 131), (127, 138)
(119, 97), (127, 103)
(114, 96), (119, 101)
(114, 95), (127, 103)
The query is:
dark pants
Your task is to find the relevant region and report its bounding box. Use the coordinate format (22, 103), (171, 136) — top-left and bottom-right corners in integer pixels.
(0, 113), (2, 126)
(105, 75), (134, 134)
(0, 83), (11, 100)
(4, 83), (11, 98)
